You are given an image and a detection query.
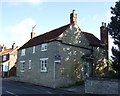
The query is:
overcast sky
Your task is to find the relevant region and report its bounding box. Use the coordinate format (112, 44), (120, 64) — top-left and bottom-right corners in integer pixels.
(1, 0), (118, 57)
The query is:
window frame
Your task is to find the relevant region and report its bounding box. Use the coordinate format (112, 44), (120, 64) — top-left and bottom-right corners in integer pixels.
(20, 61), (25, 72)
(21, 49), (25, 56)
(41, 43), (47, 51)
(32, 46), (35, 54)
(40, 58), (48, 72)
(28, 60), (32, 69)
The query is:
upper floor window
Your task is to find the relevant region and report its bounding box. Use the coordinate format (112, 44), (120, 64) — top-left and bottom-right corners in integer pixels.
(28, 60), (31, 69)
(21, 49), (25, 56)
(41, 43), (47, 51)
(20, 61), (25, 72)
(3, 55), (6, 61)
(40, 58), (48, 72)
(33, 46), (35, 54)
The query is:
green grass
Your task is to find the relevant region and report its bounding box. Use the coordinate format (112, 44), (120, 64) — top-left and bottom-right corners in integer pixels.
(60, 81), (84, 88)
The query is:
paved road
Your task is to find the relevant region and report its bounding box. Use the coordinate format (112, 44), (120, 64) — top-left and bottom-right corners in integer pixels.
(2, 78), (77, 96)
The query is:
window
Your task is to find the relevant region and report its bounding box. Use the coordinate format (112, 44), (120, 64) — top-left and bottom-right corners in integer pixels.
(28, 60), (31, 69)
(3, 55), (6, 61)
(40, 58), (48, 72)
(21, 49), (25, 56)
(33, 46), (35, 54)
(41, 43), (47, 51)
(20, 61), (25, 72)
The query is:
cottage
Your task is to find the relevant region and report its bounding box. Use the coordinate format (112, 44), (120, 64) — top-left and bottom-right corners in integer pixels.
(16, 10), (108, 88)
(0, 43), (19, 77)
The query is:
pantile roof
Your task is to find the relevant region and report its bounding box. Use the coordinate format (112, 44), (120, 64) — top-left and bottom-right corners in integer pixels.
(19, 24), (70, 50)
(82, 32), (102, 47)
(0, 47), (19, 55)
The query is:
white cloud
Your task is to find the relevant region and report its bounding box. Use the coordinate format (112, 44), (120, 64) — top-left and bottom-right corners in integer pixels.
(1, 0), (43, 5)
(3, 18), (36, 47)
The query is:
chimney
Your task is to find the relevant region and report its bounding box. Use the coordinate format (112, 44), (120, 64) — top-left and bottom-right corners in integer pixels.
(1, 44), (6, 52)
(31, 32), (36, 39)
(100, 22), (108, 50)
(100, 22), (108, 59)
(31, 25), (36, 39)
(12, 43), (15, 49)
(70, 10), (77, 25)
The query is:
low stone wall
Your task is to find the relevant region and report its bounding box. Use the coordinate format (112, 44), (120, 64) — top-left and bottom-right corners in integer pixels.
(85, 78), (119, 95)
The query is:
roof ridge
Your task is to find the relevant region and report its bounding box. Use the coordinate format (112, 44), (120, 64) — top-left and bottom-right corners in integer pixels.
(32, 24), (70, 40)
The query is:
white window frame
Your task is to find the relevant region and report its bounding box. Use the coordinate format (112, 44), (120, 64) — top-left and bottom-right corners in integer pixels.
(21, 49), (25, 56)
(20, 61), (25, 72)
(40, 58), (48, 72)
(28, 60), (31, 69)
(3, 55), (6, 61)
(41, 43), (47, 51)
(33, 46), (35, 54)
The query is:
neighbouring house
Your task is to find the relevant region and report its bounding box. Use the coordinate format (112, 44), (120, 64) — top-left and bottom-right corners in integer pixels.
(16, 10), (108, 88)
(0, 43), (19, 77)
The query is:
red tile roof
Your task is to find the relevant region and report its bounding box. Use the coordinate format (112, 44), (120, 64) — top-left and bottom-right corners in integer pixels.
(0, 47), (19, 55)
(82, 32), (102, 47)
(0, 49), (13, 55)
(19, 24), (102, 50)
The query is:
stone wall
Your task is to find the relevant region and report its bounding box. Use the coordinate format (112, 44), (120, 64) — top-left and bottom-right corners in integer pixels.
(85, 78), (119, 95)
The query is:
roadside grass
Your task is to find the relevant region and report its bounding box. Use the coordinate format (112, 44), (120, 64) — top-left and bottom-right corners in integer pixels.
(60, 81), (84, 88)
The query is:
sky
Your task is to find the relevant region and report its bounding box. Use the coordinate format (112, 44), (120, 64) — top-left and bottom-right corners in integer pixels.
(0, 0), (118, 57)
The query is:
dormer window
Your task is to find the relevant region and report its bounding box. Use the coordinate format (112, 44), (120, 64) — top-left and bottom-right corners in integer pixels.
(21, 49), (25, 56)
(41, 43), (47, 51)
(33, 46), (35, 54)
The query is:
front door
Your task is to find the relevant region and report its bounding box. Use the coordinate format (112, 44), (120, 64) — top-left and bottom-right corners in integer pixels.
(3, 62), (9, 77)
(83, 63), (89, 79)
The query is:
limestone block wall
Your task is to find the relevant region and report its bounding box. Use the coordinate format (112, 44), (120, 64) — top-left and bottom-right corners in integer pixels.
(85, 78), (119, 95)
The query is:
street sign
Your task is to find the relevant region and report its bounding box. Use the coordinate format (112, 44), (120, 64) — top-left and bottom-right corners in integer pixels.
(54, 55), (61, 63)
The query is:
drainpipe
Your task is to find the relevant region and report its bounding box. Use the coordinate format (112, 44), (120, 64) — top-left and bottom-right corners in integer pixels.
(53, 61), (56, 88)
(91, 47), (94, 77)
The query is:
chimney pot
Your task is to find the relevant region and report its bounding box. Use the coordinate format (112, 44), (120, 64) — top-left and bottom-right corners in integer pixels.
(102, 22), (106, 27)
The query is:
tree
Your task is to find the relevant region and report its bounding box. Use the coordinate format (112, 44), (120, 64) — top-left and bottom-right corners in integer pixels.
(108, 1), (120, 78)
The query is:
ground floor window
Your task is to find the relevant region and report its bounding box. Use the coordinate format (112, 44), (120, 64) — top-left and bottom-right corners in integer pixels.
(20, 61), (25, 72)
(40, 58), (48, 72)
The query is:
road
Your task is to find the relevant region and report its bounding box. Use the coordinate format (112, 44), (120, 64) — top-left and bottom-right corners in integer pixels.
(2, 78), (77, 96)
(2, 78), (113, 96)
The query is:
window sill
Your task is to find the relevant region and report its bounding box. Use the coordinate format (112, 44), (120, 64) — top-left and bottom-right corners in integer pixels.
(20, 71), (24, 72)
(40, 71), (47, 73)
(41, 50), (47, 52)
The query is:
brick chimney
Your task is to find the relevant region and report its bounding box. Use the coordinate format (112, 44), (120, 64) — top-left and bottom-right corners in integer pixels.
(12, 43), (15, 49)
(1, 44), (5, 52)
(100, 22), (108, 60)
(70, 10), (77, 25)
(31, 32), (36, 39)
(31, 25), (36, 39)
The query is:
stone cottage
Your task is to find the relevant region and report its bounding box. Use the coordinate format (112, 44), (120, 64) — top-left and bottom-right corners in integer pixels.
(0, 43), (19, 77)
(16, 10), (108, 88)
